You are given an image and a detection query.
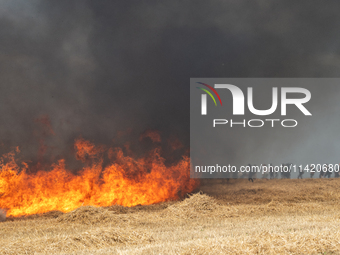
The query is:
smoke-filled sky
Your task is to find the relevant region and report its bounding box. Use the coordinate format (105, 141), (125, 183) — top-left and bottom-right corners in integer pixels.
(1, 0), (340, 165)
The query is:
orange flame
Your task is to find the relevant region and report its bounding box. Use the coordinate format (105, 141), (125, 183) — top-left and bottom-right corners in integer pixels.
(0, 138), (198, 217)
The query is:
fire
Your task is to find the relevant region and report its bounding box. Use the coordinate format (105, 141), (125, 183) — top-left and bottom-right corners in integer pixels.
(0, 137), (198, 217)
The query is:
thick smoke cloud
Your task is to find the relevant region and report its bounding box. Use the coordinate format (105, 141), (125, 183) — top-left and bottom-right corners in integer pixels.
(0, 0), (340, 168)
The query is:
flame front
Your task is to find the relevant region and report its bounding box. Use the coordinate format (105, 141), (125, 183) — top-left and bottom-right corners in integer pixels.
(0, 138), (197, 217)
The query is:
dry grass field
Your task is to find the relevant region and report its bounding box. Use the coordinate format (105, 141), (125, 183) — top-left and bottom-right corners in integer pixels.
(1, 178), (340, 254)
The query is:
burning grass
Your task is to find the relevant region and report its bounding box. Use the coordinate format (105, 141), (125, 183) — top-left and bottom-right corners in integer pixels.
(1, 179), (340, 254)
(0, 138), (198, 217)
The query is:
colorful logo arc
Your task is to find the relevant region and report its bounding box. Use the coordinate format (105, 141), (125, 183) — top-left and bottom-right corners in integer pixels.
(196, 82), (222, 106)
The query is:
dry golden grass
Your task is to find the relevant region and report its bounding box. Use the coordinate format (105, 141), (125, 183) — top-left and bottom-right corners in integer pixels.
(1, 178), (340, 254)
(57, 206), (117, 225)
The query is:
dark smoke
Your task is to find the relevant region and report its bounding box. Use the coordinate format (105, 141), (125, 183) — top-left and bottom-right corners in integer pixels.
(0, 0), (340, 168)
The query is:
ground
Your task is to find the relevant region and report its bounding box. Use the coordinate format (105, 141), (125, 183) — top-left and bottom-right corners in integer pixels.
(1, 178), (340, 254)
